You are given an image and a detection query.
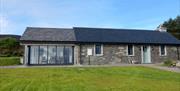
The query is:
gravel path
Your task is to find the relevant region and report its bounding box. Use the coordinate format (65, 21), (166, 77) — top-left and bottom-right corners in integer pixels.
(0, 64), (180, 73)
(142, 64), (180, 73)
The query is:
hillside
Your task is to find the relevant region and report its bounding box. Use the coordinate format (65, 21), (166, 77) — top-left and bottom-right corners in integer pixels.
(0, 34), (21, 40)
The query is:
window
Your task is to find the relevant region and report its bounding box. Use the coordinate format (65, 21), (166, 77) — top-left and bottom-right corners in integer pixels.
(30, 46), (39, 64)
(64, 47), (73, 64)
(57, 46), (64, 64)
(160, 45), (166, 56)
(29, 45), (73, 65)
(48, 46), (56, 64)
(94, 44), (103, 55)
(127, 45), (134, 56)
(39, 46), (48, 64)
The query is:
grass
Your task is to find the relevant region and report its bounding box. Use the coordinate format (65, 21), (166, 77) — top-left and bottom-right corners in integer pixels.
(0, 57), (21, 66)
(0, 66), (180, 91)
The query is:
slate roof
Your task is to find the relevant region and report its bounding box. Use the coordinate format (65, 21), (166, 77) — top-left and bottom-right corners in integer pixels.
(20, 27), (76, 42)
(20, 27), (180, 45)
(74, 27), (180, 45)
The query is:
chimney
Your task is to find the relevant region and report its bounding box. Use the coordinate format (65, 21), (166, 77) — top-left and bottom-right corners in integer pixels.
(156, 24), (167, 32)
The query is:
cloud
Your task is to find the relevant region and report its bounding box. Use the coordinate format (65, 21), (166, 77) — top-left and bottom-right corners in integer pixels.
(0, 14), (21, 34)
(0, 15), (9, 34)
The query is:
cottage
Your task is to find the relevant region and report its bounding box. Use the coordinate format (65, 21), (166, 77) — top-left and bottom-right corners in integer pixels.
(20, 27), (180, 65)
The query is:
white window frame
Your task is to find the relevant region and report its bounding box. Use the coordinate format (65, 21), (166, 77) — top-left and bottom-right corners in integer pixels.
(127, 45), (134, 56)
(159, 45), (167, 56)
(94, 44), (103, 56)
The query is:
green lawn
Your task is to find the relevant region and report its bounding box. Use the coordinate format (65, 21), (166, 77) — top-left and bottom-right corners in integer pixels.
(0, 66), (180, 91)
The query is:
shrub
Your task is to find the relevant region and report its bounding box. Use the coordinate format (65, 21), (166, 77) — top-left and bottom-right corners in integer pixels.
(164, 59), (176, 66)
(0, 37), (23, 57)
(0, 57), (21, 66)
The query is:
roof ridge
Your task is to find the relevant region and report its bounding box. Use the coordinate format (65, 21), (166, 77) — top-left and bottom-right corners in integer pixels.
(73, 27), (156, 32)
(27, 27), (73, 30)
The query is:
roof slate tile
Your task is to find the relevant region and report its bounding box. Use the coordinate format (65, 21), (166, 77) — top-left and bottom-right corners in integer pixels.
(20, 27), (180, 45)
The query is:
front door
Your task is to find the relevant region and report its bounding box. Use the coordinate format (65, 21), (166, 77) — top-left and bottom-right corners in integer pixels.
(142, 46), (151, 63)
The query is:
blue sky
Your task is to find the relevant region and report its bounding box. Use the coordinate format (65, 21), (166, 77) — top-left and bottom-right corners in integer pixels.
(0, 0), (179, 35)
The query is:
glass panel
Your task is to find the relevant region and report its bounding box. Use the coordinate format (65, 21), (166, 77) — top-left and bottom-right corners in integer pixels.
(143, 46), (148, 63)
(57, 46), (64, 64)
(48, 46), (56, 64)
(161, 45), (165, 55)
(95, 44), (101, 54)
(68, 47), (73, 63)
(128, 45), (133, 55)
(64, 47), (69, 64)
(30, 46), (39, 64)
(39, 46), (48, 64)
(64, 47), (73, 64)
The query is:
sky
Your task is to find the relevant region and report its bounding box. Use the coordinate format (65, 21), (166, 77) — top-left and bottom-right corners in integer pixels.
(0, 0), (180, 35)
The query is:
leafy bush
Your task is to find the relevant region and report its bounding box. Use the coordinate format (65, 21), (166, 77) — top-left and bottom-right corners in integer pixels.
(0, 57), (21, 66)
(0, 37), (23, 57)
(164, 59), (176, 66)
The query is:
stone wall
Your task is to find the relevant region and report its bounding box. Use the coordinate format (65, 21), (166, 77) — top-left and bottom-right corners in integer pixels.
(79, 44), (141, 65)
(151, 45), (180, 63)
(79, 44), (180, 65)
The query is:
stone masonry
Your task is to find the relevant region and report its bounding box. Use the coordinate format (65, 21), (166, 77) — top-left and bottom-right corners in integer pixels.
(78, 44), (180, 65)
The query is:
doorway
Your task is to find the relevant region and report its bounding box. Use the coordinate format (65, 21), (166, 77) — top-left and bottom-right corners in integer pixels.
(141, 46), (151, 63)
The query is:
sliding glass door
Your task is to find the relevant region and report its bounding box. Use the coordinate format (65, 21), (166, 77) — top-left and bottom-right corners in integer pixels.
(29, 45), (73, 65)
(64, 47), (73, 64)
(39, 46), (48, 64)
(48, 46), (56, 64)
(57, 46), (64, 64)
(30, 46), (39, 64)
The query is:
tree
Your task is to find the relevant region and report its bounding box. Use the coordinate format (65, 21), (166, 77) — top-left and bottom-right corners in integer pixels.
(0, 37), (23, 57)
(162, 16), (180, 40)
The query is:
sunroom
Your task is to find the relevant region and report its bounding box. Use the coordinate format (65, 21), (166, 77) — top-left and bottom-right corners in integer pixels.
(20, 27), (76, 65)
(26, 45), (74, 65)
